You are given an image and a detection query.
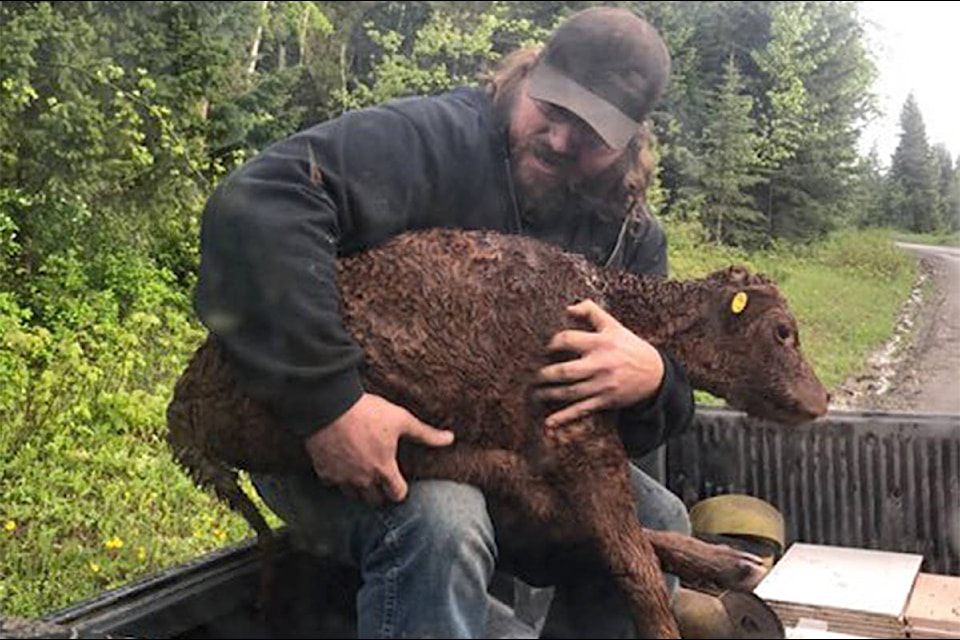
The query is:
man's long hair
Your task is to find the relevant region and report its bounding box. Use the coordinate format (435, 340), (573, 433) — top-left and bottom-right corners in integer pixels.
(483, 46), (657, 232)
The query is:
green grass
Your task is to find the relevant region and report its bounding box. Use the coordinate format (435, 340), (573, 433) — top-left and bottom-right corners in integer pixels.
(0, 225), (925, 618)
(1, 426), (279, 616)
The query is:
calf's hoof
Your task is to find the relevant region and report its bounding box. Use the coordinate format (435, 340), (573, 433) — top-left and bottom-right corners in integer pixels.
(708, 544), (770, 592)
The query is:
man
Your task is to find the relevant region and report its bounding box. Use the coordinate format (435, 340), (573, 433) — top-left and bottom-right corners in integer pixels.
(195, 7), (694, 638)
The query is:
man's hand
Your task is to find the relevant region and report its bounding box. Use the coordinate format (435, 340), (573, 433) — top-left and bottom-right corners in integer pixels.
(304, 393), (455, 505)
(534, 300), (664, 428)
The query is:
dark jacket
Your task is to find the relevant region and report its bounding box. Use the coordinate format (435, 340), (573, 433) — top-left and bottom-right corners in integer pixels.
(195, 86), (692, 456)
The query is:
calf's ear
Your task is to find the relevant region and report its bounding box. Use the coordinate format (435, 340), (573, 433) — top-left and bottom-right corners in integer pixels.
(719, 285), (787, 328)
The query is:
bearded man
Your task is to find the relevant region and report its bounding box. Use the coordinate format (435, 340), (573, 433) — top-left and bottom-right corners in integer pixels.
(194, 7), (694, 638)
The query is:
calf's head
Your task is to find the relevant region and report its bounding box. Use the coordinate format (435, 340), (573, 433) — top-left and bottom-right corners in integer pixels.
(678, 266), (829, 425)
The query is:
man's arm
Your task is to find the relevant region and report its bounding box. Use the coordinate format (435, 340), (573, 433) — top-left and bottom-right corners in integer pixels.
(613, 349), (694, 456)
(195, 136), (365, 435)
(194, 108), (456, 502)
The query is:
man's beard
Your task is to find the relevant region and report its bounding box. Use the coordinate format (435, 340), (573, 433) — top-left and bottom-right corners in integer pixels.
(510, 138), (630, 227)
(492, 81), (634, 227)
(512, 139), (577, 216)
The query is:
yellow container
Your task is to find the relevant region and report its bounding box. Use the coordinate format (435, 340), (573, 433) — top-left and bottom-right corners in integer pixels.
(689, 494), (786, 557)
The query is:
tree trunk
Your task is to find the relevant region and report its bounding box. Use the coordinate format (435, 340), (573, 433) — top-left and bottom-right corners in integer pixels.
(340, 41), (349, 112)
(247, 0), (270, 75)
(298, 5), (310, 66)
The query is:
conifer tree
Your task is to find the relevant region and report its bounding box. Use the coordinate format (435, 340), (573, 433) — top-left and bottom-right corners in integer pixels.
(887, 94), (939, 232)
(700, 55), (765, 245)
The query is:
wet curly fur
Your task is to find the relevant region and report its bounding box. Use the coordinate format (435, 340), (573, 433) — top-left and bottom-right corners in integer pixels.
(167, 228), (828, 638)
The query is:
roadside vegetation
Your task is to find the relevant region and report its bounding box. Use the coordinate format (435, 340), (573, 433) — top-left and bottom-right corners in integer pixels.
(1, 1), (954, 619)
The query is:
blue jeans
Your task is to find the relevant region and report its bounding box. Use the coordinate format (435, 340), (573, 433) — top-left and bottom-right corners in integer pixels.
(251, 462), (690, 639)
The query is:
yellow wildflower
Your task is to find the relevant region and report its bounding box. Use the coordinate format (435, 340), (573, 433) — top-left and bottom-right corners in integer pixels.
(3, 520), (15, 532)
(104, 536), (124, 550)
(89, 562), (101, 573)
(137, 546), (146, 562)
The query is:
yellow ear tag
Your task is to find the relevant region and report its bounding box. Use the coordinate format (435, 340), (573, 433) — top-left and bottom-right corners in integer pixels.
(731, 291), (748, 314)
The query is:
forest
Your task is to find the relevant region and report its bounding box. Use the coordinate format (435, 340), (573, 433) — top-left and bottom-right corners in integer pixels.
(2, 0), (959, 616)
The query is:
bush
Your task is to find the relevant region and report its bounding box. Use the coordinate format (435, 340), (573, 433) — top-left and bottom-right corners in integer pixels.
(817, 228), (914, 282)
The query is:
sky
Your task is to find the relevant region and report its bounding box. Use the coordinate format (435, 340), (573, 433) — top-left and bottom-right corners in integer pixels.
(857, 2), (960, 164)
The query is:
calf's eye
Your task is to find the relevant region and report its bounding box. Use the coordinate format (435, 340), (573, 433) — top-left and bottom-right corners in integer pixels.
(776, 323), (793, 344)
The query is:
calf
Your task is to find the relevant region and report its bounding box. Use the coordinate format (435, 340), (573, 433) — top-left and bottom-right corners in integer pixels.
(167, 228), (829, 638)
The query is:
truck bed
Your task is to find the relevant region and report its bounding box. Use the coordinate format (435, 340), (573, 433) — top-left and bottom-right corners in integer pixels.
(33, 407), (960, 639)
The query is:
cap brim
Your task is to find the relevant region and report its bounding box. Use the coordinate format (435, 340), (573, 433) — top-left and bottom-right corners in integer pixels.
(528, 61), (639, 150)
